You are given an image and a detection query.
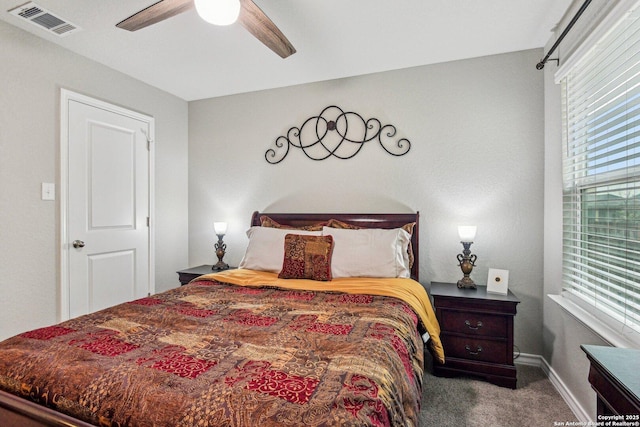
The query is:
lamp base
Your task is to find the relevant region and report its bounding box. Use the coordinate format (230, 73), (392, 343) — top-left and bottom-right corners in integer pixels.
(212, 262), (229, 271)
(457, 276), (477, 289)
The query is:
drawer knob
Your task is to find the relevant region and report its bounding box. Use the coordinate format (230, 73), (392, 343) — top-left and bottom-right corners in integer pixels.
(465, 320), (483, 330)
(465, 345), (483, 355)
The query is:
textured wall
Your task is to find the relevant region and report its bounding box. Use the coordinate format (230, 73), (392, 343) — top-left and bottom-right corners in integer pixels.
(188, 49), (545, 355)
(0, 21), (189, 340)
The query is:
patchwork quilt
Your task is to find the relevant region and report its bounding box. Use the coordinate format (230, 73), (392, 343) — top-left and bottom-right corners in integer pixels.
(0, 272), (436, 426)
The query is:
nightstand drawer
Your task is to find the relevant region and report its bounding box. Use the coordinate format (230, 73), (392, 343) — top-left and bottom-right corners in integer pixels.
(441, 335), (509, 364)
(439, 310), (507, 337)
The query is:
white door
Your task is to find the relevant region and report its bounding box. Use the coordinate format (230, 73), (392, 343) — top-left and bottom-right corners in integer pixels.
(61, 90), (154, 320)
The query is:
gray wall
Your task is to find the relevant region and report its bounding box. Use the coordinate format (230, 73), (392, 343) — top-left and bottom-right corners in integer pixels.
(188, 49), (545, 356)
(0, 20), (189, 340)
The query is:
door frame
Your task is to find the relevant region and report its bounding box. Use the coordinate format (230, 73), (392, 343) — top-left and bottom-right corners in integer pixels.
(59, 89), (155, 321)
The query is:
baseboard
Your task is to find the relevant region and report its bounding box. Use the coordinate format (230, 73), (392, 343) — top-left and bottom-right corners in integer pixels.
(514, 352), (543, 367)
(516, 353), (591, 422)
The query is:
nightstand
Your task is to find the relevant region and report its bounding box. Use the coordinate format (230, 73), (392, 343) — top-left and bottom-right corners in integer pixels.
(430, 282), (520, 389)
(177, 265), (235, 285)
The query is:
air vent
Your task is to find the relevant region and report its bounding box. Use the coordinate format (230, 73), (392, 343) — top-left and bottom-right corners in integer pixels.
(8, 2), (80, 37)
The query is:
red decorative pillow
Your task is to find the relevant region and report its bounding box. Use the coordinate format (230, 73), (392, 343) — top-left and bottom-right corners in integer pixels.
(279, 234), (334, 281)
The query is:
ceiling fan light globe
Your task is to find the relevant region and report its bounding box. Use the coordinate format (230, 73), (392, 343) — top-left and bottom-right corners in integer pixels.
(195, 0), (241, 26)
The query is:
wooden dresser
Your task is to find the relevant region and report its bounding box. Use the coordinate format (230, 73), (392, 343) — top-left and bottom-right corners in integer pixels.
(581, 345), (640, 417)
(430, 282), (520, 388)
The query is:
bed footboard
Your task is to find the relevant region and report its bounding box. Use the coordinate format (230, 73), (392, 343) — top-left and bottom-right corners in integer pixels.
(0, 390), (94, 427)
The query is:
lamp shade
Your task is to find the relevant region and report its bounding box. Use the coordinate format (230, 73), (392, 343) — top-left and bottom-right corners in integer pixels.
(194, 0), (241, 26)
(458, 225), (477, 242)
(214, 222), (228, 235)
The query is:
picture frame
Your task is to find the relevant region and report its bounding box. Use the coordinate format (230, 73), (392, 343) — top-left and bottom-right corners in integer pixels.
(487, 268), (509, 295)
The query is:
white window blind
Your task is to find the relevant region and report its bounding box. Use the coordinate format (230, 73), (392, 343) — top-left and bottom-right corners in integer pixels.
(562, 1), (640, 338)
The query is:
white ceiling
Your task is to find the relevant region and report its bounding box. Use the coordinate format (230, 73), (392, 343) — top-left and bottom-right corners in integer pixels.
(1, 0), (573, 101)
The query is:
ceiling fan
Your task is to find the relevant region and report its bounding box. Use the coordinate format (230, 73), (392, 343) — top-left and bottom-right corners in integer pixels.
(116, 0), (296, 58)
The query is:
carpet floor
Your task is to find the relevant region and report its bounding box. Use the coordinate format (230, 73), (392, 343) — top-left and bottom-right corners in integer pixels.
(419, 364), (578, 426)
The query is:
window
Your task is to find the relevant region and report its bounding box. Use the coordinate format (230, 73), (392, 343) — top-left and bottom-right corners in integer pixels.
(561, 1), (640, 341)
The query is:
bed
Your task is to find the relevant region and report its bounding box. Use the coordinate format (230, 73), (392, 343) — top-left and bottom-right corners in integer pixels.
(0, 211), (443, 427)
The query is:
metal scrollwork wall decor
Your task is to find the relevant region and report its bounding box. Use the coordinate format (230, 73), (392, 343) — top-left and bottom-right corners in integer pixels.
(265, 105), (411, 164)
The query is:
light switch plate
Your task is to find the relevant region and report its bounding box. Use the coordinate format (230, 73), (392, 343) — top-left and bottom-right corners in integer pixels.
(41, 182), (55, 200)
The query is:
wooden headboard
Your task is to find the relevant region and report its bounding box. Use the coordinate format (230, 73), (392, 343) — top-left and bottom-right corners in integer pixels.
(250, 211), (420, 281)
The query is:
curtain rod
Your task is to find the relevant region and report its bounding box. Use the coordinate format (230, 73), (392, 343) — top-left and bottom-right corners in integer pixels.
(536, 0), (592, 70)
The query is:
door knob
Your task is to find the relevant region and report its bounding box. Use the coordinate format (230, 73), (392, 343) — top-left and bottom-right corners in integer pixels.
(72, 240), (85, 248)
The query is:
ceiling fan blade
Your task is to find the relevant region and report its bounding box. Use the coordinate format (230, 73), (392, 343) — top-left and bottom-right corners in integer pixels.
(117, 0), (194, 31)
(239, 0), (296, 58)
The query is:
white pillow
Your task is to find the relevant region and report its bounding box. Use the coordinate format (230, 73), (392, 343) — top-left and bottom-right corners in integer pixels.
(239, 226), (321, 273)
(322, 226), (411, 278)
